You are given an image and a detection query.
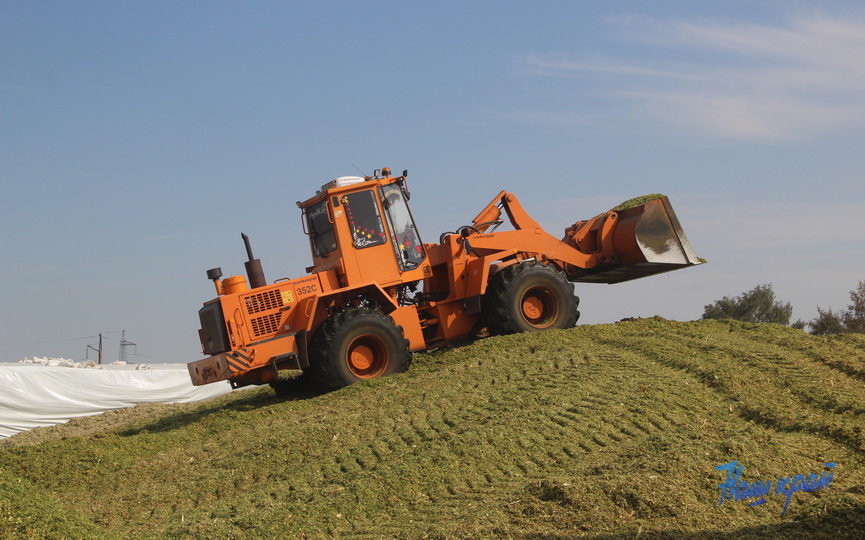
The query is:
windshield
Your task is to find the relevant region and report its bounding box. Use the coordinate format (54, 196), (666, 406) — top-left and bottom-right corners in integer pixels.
(380, 184), (425, 270)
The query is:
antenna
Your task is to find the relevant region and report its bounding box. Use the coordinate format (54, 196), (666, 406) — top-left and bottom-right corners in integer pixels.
(352, 164), (368, 177)
(119, 330), (137, 363)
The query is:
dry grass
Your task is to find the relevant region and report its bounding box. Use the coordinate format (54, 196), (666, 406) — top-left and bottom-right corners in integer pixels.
(2, 318), (863, 539)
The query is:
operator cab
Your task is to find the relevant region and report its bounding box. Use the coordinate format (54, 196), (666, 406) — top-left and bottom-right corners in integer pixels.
(300, 169), (429, 289)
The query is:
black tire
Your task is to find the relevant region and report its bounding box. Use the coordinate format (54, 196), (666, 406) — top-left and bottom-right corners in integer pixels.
(308, 309), (411, 390)
(485, 262), (580, 335)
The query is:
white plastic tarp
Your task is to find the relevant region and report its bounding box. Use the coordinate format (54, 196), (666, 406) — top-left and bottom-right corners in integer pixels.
(0, 363), (233, 439)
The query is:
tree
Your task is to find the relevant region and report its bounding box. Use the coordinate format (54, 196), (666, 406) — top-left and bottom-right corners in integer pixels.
(808, 281), (865, 335)
(702, 284), (794, 325)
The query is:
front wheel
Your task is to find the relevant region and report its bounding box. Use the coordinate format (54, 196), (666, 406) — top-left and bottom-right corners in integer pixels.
(308, 309), (411, 390)
(485, 262), (580, 335)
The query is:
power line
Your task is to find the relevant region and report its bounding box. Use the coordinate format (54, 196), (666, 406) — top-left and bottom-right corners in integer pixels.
(0, 330), (123, 348)
(3, 330), (176, 364)
(0, 335), (97, 346)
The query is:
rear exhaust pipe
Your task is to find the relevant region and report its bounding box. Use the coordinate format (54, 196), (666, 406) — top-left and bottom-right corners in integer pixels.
(241, 233), (267, 289)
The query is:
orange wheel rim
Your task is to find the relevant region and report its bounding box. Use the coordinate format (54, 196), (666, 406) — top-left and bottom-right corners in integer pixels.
(522, 295), (544, 320)
(347, 335), (389, 378)
(350, 345), (375, 370)
(521, 286), (558, 329)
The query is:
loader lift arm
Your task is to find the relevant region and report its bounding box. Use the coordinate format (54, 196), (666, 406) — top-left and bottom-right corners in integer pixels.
(456, 191), (703, 284)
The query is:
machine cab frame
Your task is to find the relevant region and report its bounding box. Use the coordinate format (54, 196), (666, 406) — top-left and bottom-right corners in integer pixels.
(302, 174), (429, 288)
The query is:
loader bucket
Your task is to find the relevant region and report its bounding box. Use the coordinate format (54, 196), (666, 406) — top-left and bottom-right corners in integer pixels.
(571, 196), (703, 284)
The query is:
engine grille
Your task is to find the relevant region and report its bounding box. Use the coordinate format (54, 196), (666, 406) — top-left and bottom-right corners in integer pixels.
(250, 312), (282, 337)
(244, 289), (285, 315)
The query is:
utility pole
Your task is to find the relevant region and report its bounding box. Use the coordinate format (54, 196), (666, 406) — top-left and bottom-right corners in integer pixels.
(119, 331), (136, 363)
(87, 333), (103, 365)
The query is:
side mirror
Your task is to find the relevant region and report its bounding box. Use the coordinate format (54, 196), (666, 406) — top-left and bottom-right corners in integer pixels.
(398, 173), (411, 200)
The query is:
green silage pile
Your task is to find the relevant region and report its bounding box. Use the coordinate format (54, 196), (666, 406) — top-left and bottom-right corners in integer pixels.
(2, 318), (863, 539)
(611, 193), (666, 211)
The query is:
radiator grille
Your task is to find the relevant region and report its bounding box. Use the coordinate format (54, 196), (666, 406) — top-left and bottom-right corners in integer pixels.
(244, 289), (285, 315)
(250, 313), (282, 337)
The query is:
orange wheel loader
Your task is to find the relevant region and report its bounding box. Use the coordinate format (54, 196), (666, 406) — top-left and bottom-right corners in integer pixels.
(188, 168), (703, 393)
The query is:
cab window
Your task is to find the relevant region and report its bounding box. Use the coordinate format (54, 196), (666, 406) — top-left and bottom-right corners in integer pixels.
(342, 190), (387, 249)
(380, 184), (425, 270)
(308, 199), (336, 257)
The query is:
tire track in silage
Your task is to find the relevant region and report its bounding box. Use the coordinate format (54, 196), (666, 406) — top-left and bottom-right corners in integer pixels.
(433, 342), (673, 486)
(393, 335), (698, 528)
(281, 328), (698, 524)
(684, 328), (865, 454)
(606, 322), (865, 456)
(732, 330), (865, 417)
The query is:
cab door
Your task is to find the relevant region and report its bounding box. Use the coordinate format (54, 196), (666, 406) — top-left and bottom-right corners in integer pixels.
(339, 189), (402, 285)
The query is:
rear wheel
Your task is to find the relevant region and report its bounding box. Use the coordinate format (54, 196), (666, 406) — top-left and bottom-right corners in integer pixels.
(308, 309), (410, 390)
(485, 262), (580, 335)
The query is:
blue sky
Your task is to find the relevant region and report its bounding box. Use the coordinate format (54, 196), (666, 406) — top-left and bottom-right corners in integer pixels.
(2, 1), (864, 363)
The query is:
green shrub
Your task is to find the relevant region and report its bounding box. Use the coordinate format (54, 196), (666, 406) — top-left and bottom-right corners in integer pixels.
(702, 283), (793, 325)
(809, 280), (865, 335)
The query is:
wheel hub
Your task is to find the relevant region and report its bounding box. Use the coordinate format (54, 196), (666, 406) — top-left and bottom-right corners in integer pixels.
(346, 335), (389, 378)
(522, 295), (544, 320)
(520, 286), (559, 328)
(349, 345), (375, 371)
